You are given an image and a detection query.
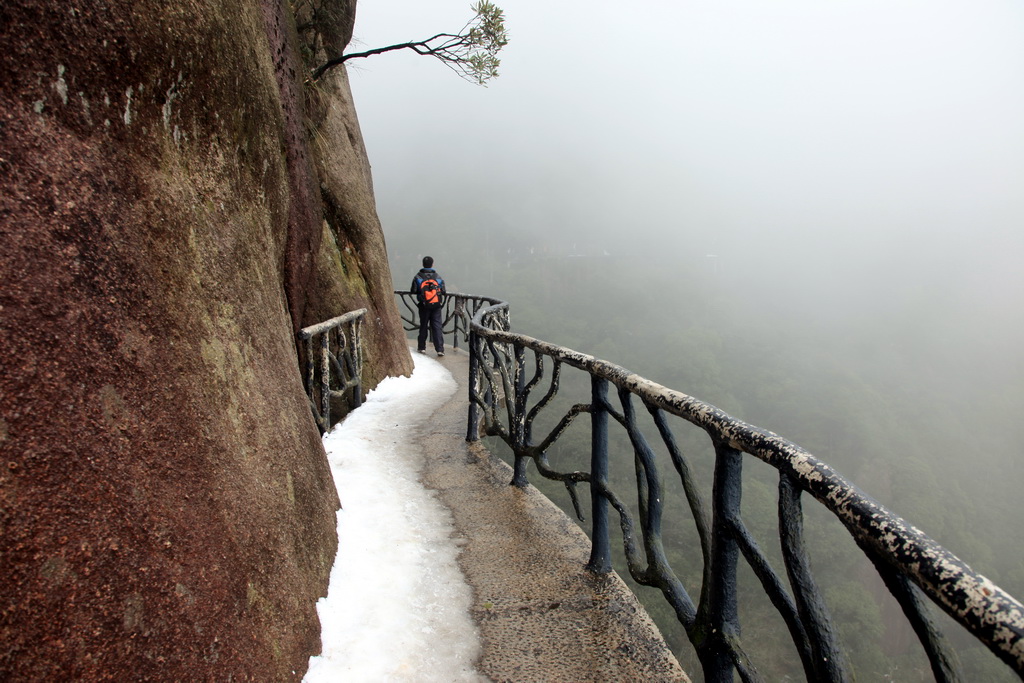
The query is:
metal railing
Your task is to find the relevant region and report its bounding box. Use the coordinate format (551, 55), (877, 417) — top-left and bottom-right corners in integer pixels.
(298, 309), (366, 434)
(445, 292), (1024, 682)
(393, 290), (497, 351)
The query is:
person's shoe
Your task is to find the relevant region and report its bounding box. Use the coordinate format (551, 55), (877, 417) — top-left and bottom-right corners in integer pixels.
(437, 351), (445, 357)
(417, 349), (426, 354)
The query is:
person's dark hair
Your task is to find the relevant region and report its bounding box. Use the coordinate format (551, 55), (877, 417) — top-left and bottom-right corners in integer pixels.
(423, 256), (434, 268)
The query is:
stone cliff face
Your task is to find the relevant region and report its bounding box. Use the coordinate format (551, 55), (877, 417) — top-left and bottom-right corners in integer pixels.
(0, 0), (411, 679)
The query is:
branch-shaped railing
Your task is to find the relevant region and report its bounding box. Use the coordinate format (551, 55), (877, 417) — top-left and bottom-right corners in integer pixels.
(393, 290), (497, 352)
(298, 309), (366, 434)
(452, 292), (1024, 682)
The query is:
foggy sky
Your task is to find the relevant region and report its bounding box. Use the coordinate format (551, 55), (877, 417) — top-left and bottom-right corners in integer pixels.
(339, 2), (1024, 609)
(345, 0), (1024, 373)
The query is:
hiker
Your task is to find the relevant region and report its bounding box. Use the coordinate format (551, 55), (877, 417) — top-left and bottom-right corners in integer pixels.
(410, 256), (446, 357)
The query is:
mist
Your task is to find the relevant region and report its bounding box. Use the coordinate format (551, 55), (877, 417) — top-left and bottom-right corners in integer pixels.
(344, 0), (1024, 676)
(354, 0), (1022, 333)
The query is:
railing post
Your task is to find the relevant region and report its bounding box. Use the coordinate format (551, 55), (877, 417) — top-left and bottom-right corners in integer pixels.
(320, 332), (331, 430)
(779, 474), (851, 682)
(861, 545), (962, 683)
(451, 298), (461, 350)
(304, 336), (316, 417)
(510, 343), (530, 487)
(699, 441), (742, 682)
(351, 318), (363, 408)
(587, 376), (611, 573)
(466, 327), (480, 442)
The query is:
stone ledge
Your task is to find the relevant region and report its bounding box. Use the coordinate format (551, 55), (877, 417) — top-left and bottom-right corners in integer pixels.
(417, 346), (689, 682)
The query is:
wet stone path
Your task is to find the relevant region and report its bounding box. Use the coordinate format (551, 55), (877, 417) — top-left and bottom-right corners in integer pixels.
(417, 345), (689, 682)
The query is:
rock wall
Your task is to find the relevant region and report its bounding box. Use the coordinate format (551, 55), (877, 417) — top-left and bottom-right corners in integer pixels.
(0, 0), (411, 679)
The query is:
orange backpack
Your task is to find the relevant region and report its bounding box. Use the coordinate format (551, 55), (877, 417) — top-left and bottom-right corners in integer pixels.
(418, 277), (443, 308)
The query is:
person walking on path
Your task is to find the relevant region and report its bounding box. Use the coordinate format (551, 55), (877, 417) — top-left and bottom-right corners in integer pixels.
(411, 256), (446, 357)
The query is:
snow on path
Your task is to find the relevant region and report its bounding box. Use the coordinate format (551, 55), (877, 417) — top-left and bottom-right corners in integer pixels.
(304, 353), (483, 682)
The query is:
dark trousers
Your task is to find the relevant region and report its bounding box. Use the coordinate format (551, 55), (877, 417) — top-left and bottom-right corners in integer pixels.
(418, 305), (444, 352)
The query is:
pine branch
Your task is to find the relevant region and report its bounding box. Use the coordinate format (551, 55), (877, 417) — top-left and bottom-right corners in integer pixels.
(310, 2), (507, 86)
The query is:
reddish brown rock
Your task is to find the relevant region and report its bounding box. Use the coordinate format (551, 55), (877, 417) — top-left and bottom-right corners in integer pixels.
(0, 0), (410, 679)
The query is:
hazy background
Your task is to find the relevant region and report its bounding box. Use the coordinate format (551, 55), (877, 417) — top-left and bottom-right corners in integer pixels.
(349, 0), (1024, 371)
(344, 0), (1023, 677)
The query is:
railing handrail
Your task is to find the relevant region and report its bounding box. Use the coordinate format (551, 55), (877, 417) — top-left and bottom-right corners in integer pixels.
(462, 293), (1024, 681)
(299, 308), (367, 433)
(299, 308), (367, 340)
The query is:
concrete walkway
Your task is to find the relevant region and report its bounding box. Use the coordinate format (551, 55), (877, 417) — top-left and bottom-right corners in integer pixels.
(415, 344), (690, 682)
